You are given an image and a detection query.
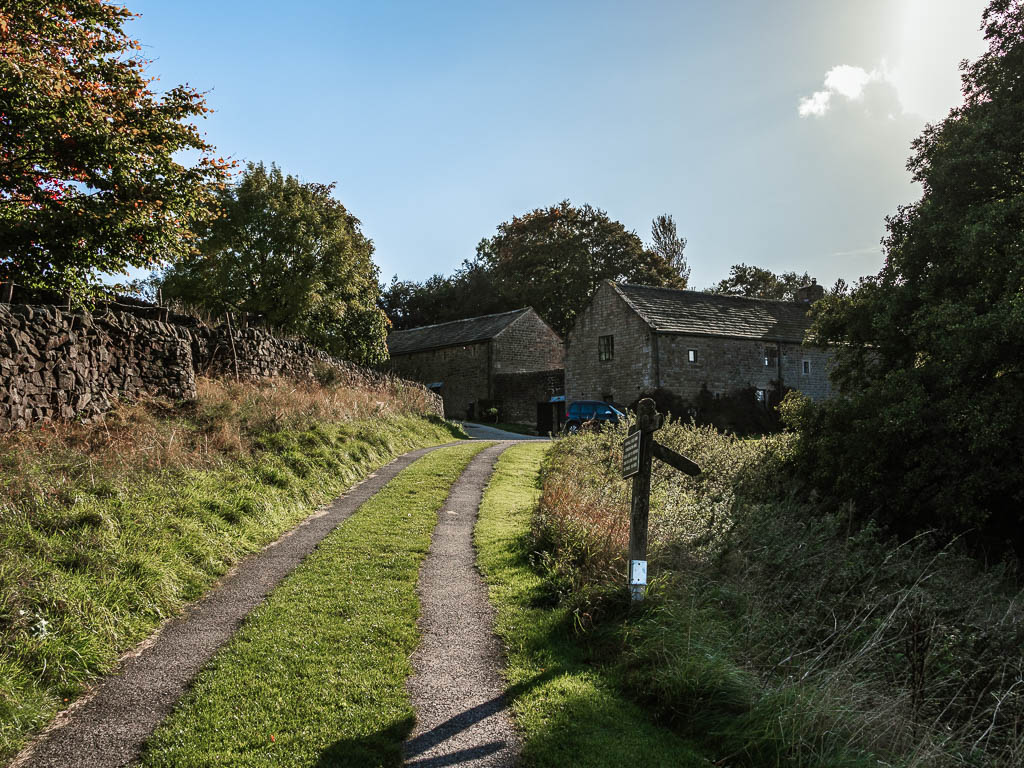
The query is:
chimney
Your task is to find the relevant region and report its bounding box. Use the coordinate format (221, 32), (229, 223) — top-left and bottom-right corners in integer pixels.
(796, 278), (825, 304)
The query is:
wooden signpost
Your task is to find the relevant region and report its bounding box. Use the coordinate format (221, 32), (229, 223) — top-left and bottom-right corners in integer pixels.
(623, 398), (701, 601)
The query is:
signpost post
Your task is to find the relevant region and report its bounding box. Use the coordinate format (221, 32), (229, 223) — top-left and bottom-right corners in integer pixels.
(622, 398), (701, 602)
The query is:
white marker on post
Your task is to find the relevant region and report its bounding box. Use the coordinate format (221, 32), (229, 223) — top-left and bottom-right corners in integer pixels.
(629, 559), (647, 601)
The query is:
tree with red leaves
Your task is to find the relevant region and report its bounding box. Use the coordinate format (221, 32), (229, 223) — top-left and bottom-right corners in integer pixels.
(0, 0), (232, 298)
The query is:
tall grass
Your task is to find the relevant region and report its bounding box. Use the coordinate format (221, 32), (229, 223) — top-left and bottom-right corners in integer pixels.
(535, 421), (1024, 767)
(0, 376), (461, 762)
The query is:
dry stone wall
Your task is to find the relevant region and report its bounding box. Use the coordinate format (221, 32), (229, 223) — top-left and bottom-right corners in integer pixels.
(0, 303), (441, 431)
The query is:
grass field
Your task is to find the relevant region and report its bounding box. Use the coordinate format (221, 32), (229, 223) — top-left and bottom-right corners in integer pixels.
(0, 377), (462, 763)
(474, 442), (709, 767)
(137, 442), (488, 768)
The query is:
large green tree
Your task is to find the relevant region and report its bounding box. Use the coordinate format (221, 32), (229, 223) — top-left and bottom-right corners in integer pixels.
(381, 201), (685, 335)
(161, 163), (389, 365)
(0, 0), (231, 298)
(791, 0), (1024, 541)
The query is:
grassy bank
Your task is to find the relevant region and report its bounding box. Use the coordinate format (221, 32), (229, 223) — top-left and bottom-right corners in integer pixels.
(138, 442), (488, 768)
(0, 376), (463, 763)
(533, 424), (1024, 767)
(475, 442), (709, 767)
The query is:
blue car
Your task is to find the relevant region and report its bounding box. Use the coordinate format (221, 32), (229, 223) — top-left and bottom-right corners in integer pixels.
(564, 400), (625, 434)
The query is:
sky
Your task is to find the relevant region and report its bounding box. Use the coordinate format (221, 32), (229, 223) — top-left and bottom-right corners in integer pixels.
(130, 0), (989, 291)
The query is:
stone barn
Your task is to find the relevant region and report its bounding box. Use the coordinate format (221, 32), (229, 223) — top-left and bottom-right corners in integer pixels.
(565, 280), (834, 411)
(386, 308), (564, 428)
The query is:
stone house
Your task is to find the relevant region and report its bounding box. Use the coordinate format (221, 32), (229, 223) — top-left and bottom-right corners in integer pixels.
(386, 308), (565, 427)
(565, 280), (834, 409)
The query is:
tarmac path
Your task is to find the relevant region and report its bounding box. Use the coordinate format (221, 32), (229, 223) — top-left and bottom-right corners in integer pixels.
(404, 441), (522, 768)
(11, 442), (456, 768)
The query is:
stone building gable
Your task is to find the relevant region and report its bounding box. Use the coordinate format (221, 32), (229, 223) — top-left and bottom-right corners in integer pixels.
(490, 310), (564, 373)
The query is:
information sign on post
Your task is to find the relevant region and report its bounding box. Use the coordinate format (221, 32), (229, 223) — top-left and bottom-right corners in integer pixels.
(623, 399), (702, 602)
(621, 430), (641, 479)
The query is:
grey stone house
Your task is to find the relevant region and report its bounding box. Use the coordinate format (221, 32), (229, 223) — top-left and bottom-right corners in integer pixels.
(386, 308), (564, 427)
(565, 280), (834, 408)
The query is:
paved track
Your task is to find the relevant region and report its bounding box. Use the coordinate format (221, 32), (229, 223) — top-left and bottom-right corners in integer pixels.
(405, 441), (522, 768)
(11, 443), (454, 768)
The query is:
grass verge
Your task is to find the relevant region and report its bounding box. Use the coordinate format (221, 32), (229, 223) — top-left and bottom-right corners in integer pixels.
(474, 442), (709, 767)
(0, 378), (463, 763)
(138, 442), (489, 768)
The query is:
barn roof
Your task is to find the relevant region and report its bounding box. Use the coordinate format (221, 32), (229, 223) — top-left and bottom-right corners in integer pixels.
(387, 308), (531, 356)
(612, 282), (814, 343)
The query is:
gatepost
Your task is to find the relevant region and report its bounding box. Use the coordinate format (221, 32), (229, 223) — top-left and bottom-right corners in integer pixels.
(622, 398), (701, 601)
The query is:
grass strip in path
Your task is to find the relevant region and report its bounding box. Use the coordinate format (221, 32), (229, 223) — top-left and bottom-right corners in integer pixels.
(475, 442), (710, 768)
(137, 441), (490, 768)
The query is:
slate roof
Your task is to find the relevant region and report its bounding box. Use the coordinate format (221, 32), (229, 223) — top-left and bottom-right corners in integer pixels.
(387, 308), (530, 356)
(612, 282), (813, 343)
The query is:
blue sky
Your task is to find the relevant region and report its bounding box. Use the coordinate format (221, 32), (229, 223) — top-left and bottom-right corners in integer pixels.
(130, 0), (988, 291)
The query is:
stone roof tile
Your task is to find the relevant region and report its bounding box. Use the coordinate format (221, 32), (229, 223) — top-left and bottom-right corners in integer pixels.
(614, 283), (813, 343)
(387, 308), (530, 356)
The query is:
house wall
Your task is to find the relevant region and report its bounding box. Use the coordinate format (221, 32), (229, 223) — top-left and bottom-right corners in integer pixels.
(491, 311), (564, 374)
(565, 282), (653, 406)
(386, 342), (490, 421)
(656, 335), (834, 401)
(493, 369), (564, 425)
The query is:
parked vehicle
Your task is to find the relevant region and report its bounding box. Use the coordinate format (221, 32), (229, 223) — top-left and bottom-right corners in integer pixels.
(564, 400), (625, 434)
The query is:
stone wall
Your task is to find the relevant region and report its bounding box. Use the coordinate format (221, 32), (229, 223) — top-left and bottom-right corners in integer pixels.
(493, 369), (565, 425)
(657, 335), (835, 402)
(0, 303), (442, 431)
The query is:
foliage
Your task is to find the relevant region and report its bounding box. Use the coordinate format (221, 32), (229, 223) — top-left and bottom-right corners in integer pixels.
(534, 425), (1024, 766)
(648, 213), (690, 287)
(380, 201), (687, 335)
(0, 376), (463, 761)
(0, 0), (232, 298)
(709, 263), (813, 301)
(797, 0), (1024, 542)
(161, 163), (389, 365)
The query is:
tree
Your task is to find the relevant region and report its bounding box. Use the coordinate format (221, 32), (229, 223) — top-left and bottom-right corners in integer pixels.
(649, 214), (690, 287)
(379, 202), (686, 335)
(476, 201), (686, 335)
(161, 163), (389, 365)
(710, 264), (813, 301)
(0, 0), (231, 298)
(792, 0), (1024, 542)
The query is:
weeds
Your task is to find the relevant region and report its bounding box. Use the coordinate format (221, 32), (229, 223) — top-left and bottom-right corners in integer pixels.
(535, 421), (1024, 767)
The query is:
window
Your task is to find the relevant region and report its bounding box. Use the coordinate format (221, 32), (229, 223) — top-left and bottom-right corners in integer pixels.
(688, 349), (698, 363)
(802, 359), (811, 375)
(598, 335), (614, 361)
(764, 346), (778, 368)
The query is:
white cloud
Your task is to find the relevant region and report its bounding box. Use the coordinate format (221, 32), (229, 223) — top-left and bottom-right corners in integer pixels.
(798, 89), (832, 117)
(798, 64), (892, 118)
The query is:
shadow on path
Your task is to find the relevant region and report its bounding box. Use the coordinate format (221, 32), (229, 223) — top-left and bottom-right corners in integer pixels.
(314, 673), (558, 768)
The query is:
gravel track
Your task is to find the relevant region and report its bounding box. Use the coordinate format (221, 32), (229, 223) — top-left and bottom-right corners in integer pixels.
(11, 443), (455, 768)
(405, 441), (522, 768)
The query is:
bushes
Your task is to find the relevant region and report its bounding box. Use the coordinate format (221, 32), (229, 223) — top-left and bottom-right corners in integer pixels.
(533, 423), (1024, 766)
